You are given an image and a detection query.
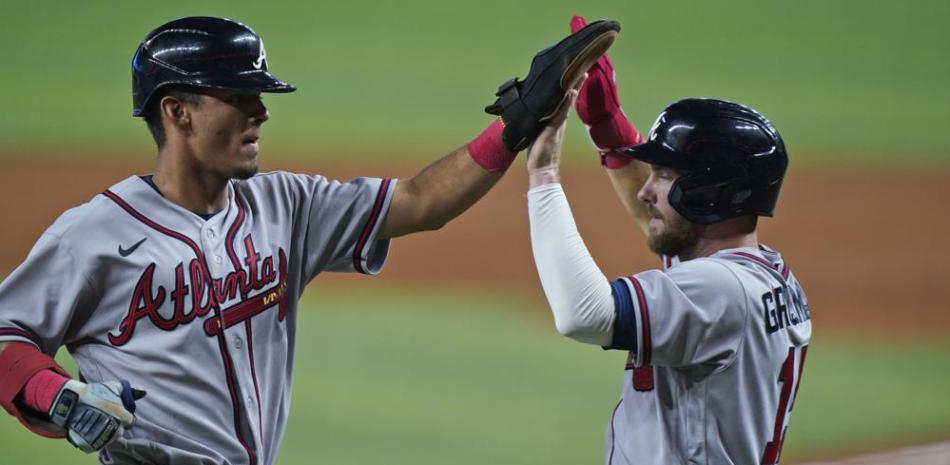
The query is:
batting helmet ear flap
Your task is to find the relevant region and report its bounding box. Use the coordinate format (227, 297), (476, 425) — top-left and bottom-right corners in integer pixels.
(669, 169), (758, 224)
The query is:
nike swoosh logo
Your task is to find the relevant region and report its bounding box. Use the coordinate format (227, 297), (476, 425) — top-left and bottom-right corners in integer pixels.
(119, 238), (147, 257)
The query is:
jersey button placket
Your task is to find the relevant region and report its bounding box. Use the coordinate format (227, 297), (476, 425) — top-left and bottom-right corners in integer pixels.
(199, 225), (228, 344)
(202, 221), (257, 446)
(201, 227), (225, 275)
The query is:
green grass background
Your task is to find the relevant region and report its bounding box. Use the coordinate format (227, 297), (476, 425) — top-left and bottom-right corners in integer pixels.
(1, 0), (948, 164)
(1, 289), (948, 464)
(1, 1), (949, 463)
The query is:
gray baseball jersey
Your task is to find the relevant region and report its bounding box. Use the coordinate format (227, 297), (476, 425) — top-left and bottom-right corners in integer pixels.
(0, 172), (397, 465)
(604, 246), (811, 465)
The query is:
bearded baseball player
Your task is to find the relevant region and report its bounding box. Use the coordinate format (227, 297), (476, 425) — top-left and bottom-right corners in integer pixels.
(524, 16), (812, 465)
(0, 16), (620, 464)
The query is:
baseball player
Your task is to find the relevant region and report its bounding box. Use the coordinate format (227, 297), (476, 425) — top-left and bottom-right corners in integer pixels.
(0, 16), (619, 464)
(523, 16), (811, 465)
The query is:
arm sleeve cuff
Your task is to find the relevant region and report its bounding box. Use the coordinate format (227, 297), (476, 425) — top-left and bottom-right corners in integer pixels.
(606, 279), (638, 351)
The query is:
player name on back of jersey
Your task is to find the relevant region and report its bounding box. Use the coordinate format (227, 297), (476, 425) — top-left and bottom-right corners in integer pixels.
(761, 284), (810, 335)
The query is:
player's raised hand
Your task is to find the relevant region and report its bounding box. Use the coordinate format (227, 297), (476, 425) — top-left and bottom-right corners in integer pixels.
(571, 15), (643, 161)
(48, 379), (146, 453)
(526, 87), (580, 187)
(484, 19), (619, 152)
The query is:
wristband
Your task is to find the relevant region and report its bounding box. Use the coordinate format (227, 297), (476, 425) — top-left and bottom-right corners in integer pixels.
(467, 118), (518, 172)
(22, 369), (69, 414)
(0, 342), (71, 438)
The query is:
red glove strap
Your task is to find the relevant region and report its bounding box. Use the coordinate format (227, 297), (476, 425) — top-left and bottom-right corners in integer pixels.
(0, 342), (70, 438)
(467, 119), (517, 172)
(588, 110), (644, 151)
(600, 150), (634, 169)
(20, 369), (68, 414)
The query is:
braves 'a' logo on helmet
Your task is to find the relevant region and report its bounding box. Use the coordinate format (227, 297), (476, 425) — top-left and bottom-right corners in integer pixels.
(648, 112), (666, 142)
(252, 42), (267, 70)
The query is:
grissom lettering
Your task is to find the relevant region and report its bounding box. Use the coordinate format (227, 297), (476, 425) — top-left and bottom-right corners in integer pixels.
(762, 286), (810, 335)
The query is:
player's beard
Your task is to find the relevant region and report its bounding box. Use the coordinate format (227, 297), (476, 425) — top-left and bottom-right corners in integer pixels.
(646, 209), (701, 258)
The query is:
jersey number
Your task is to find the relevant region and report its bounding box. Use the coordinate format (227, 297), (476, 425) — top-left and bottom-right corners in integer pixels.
(761, 345), (808, 465)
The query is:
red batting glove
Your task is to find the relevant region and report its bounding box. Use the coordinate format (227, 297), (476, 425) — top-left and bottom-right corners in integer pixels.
(571, 15), (644, 169)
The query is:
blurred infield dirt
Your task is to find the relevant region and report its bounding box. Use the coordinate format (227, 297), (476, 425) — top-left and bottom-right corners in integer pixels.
(1, 156), (948, 336)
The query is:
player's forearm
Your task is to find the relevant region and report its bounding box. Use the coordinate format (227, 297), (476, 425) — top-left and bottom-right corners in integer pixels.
(378, 146), (505, 239)
(528, 183), (615, 345)
(409, 146), (506, 228)
(606, 160), (651, 235)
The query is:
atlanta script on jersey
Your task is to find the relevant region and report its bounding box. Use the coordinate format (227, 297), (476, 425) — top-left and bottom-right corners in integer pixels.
(0, 172), (397, 465)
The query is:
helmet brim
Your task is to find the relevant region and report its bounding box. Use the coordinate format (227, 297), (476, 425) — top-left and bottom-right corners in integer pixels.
(196, 69), (297, 94)
(131, 70), (296, 117)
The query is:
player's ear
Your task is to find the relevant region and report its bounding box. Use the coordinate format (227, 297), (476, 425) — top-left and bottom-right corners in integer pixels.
(159, 95), (191, 130)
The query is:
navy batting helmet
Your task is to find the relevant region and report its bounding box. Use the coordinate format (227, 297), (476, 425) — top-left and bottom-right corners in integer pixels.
(131, 16), (296, 117)
(625, 98), (788, 225)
